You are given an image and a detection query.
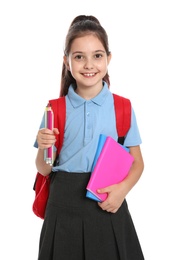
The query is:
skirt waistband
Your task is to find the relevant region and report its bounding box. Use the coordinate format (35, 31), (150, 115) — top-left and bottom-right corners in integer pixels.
(48, 171), (92, 208)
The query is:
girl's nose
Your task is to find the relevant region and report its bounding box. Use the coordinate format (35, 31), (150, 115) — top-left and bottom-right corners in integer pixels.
(84, 58), (94, 69)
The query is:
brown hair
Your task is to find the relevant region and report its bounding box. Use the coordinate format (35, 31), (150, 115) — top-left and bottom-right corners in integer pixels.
(59, 15), (111, 97)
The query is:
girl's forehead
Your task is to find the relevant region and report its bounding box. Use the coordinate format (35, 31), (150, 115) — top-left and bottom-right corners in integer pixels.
(70, 35), (105, 52)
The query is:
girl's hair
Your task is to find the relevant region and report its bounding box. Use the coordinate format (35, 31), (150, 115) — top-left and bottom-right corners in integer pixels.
(59, 15), (111, 97)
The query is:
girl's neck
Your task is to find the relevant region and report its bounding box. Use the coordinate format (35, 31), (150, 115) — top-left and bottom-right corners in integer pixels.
(75, 83), (103, 100)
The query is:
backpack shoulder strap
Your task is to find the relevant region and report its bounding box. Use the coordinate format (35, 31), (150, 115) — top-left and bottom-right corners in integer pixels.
(49, 97), (66, 154)
(112, 94), (131, 145)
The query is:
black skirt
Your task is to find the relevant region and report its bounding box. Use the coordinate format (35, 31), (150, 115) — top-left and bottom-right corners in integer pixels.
(38, 171), (144, 260)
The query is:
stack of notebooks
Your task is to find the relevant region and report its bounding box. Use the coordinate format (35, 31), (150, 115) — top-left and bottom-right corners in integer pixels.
(86, 134), (134, 202)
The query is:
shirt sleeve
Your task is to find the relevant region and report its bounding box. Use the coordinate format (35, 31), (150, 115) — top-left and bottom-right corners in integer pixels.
(123, 107), (142, 147)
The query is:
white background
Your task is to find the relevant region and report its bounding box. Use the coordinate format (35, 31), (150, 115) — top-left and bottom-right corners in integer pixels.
(0, 0), (172, 259)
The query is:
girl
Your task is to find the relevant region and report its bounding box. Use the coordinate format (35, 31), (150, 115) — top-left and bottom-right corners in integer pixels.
(34, 15), (144, 260)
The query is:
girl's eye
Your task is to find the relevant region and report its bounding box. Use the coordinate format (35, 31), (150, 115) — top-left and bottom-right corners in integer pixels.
(95, 53), (103, 59)
(75, 55), (83, 60)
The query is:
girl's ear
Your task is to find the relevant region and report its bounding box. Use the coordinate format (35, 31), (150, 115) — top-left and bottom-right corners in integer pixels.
(107, 52), (112, 65)
(63, 56), (70, 71)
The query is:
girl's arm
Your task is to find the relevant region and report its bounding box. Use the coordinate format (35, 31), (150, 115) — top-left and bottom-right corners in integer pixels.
(120, 145), (144, 195)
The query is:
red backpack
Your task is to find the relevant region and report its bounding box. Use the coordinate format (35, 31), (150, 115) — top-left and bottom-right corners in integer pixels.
(32, 94), (131, 219)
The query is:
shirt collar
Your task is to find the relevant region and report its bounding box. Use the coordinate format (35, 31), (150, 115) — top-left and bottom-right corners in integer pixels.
(67, 82), (110, 108)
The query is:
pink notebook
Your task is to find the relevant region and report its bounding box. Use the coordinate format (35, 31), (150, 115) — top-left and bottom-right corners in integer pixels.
(86, 136), (134, 201)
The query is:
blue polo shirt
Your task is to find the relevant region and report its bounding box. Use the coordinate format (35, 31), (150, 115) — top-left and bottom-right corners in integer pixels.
(34, 82), (142, 173)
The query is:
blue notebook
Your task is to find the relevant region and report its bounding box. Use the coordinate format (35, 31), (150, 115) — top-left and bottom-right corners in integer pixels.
(86, 134), (130, 202)
(86, 134), (107, 202)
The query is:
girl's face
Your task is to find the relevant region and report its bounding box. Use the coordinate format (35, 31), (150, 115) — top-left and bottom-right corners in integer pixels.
(64, 34), (111, 92)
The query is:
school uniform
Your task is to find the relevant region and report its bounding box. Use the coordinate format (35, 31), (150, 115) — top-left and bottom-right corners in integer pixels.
(34, 82), (144, 260)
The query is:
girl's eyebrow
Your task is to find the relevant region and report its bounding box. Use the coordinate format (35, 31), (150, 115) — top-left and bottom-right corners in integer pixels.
(72, 50), (106, 55)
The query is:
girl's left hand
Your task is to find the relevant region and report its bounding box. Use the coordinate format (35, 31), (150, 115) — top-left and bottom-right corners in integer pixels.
(97, 183), (125, 213)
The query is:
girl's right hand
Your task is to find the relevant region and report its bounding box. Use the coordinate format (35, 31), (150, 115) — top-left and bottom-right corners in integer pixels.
(36, 128), (59, 149)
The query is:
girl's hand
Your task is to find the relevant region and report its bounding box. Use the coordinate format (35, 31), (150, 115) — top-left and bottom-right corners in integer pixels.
(97, 183), (125, 213)
(36, 128), (59, 150)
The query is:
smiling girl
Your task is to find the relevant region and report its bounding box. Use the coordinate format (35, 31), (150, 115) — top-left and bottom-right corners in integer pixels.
(34, 15), (144, 260)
